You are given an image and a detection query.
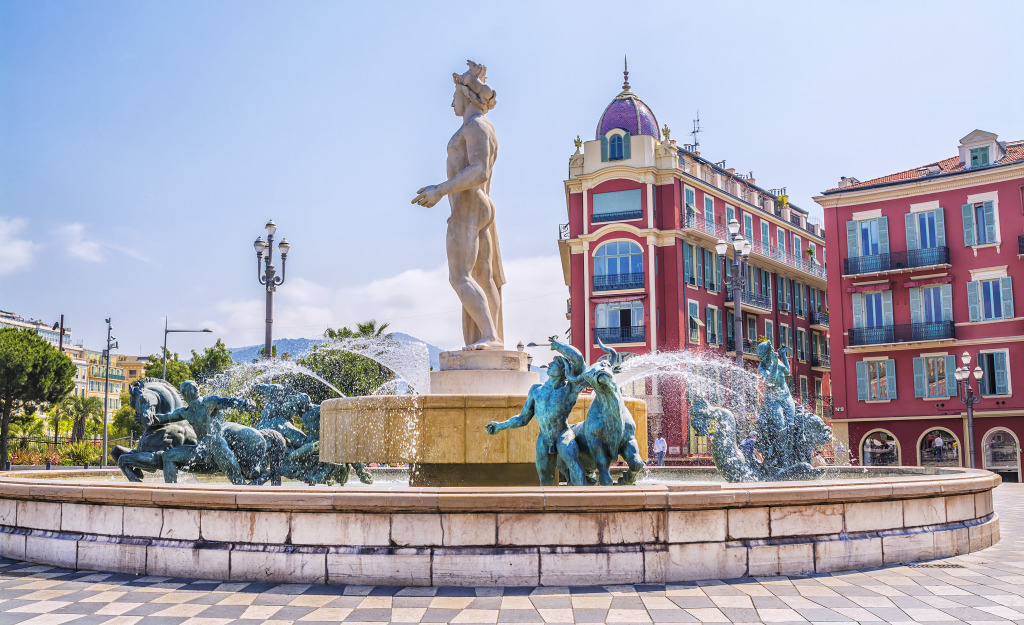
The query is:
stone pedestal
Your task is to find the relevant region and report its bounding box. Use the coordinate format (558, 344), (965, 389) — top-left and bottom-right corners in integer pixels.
(429, 349), (539, 395)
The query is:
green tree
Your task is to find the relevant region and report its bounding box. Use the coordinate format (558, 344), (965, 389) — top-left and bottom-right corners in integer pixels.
(254, 345), (278, 361)
(59, 394), (103, 442)
(0, 328), (76, 466)
(143, 349), (192, 388)
(8, 414), (45, 451)
(189, 339), (234, 383)
(296, 320), (396, 404)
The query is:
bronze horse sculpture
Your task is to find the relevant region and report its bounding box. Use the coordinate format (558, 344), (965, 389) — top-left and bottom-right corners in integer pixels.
(111, 378), (203, 482)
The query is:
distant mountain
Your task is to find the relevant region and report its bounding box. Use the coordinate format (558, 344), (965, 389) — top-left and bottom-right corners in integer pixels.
(228, 332), (445, 370)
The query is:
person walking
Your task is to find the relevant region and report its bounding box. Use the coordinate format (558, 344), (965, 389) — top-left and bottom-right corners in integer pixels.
(740, 431), (758, 464)
(652, 433), (667, 466)
(934, 434), (945, 462)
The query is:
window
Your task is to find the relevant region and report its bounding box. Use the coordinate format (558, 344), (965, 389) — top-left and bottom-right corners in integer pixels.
(859, 221), (877, 255)
(684, 187), (695, 212)
(595, 300), (644, 342)
(968, 277), (1014, 321)
(593, 241), (643, 291)
(861, 430), (899, 466)
(920, 429), (960, 467)
(726, 205), (734, 226)
(970, 146), (990, 168)
(777, 226), (787, 253)
(864, 292), (884, 327)
(856, 359), (896, 401)
(794, 282), (806, 316)
(921, 285), (942, 322)
(800, 377), (809, 405)
(978, 351), (1009, 396)
(592, 189), (642, 222)
(704, 195), (714, 217)
(706, 306), (722, 345)
(765, 320), (774, 345)
(914, 355), (955, 399)
(688, 301), (701, 344)
(746, 316), (756, 342)
(609, 135), (624, 160)
(683, 242), (702, 286)
(743, 214), (754, 242)
(916, 210), (939, 248)
(962, 201), (997, 246)
(600, 132), (631, 162)
(779, 324), (792, 352)
(846, 217), (890, 257)
(703, 249), (719, 291)
(796, 328), (806, 360)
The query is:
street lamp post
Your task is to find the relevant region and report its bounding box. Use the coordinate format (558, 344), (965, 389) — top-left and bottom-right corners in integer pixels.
(254, 219), (290, 360)
(162, 317), (213, 380)
(717, 218), (752, 368)
(954, 351), (985, 469)
(102, 318), (118, 468)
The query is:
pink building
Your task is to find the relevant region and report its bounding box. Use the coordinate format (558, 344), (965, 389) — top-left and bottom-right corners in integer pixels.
(559, 71), (829, 463)
(815, 130), (1024, 481)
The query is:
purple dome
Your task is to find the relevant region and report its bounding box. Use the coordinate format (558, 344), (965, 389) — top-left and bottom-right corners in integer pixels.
(596, 92), (660, 140)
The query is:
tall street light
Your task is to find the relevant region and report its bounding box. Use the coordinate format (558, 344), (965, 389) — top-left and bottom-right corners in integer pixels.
(102, 318), (118, 468)
(162, 317), (213, 380)
(717, 218), (752, 368)
(954, 351), (984, 469)
(254, 219), (290, 360)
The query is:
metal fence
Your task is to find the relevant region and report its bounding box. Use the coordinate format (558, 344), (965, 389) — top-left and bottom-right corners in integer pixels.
(844, 246), (950, 275)
(593, 272), (645, 291)
(848, 320), (955, 346)
(594, 326), (646, 344)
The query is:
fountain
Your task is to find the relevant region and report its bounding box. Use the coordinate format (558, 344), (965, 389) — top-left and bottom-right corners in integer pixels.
(0, 59), (1001, 585)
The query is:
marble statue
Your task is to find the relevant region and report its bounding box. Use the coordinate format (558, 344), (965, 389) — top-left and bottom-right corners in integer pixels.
(156, 381), (285, 485)
(412, 60), (505, 350)
(112, 378), (197, 482)
(485, 336), (589, 486)
(563, 340), (645, 486)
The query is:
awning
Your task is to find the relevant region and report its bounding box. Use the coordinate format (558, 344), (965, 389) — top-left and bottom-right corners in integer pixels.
(846, 282), (891, 293)
(689, 316), (706, 327)
(903, 275), (953, 288)
(590, 294), (647, 303)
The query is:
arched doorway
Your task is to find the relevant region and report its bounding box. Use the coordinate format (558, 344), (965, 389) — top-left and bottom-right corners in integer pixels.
(860, 429), (900, 466)
(918, 428), (961, 468)
(982, 428), (1021, 482)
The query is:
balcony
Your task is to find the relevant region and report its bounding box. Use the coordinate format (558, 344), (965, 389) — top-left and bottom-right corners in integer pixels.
(558, 223), (570, 240)
(848, 320), (955, 346)
(726, 338), (758, 356)
(592, 210), (642, 223)
(594, 326), (645, 344)
(812, 353), (831, 369)
(593, 272), (644, 292)
(810, 311), (829, 328)
(843, 246), (950, 276)
(725, 290), (772, 313)
(750, 239), (827, 280)
(684, 212), (728, 239)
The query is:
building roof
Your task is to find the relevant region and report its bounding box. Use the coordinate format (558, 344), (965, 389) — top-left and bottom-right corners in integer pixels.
(595, 65), (660, 140)
(823, 139), (1024, 194)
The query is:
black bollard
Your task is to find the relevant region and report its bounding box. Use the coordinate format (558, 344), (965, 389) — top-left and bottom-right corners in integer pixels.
(84, 462), (89, 470)
(4, 461), (10, 471)
(46, 460), (51, 470)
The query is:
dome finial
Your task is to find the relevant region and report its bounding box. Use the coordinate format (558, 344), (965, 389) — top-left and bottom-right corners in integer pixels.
(622, 55), (630, 91)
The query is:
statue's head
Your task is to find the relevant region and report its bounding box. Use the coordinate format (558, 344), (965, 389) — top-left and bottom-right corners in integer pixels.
(547, 356), (566, 380)
(757, 340), (774, 363)
(180, 380), (200, 403)
(452, 60), (497, 115)
(690, 397), (711, 436)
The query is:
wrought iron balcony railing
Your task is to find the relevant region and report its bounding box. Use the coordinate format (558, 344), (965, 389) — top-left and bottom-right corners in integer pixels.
(725, 290), (772, 310)
(594, 326), (646, 344)
(593, 272), (644, 292)
(684, 212), (729, 239)
(558, 223), (570, 240)
(812, 353), (831, 368)
(592, 210), (643, 223)
(848, 320), (955, 346)
(810, 311), (829, 327)
(844, 246), (950, 275)
(725, 338), (758, 354)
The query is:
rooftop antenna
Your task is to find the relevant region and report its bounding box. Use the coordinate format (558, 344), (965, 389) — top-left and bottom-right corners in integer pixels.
(690, 111), (702, 150)
(622, 56), (630, 91)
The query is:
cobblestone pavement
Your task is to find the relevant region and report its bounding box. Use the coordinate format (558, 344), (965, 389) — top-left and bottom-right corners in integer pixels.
(0, 483), (1021, 625)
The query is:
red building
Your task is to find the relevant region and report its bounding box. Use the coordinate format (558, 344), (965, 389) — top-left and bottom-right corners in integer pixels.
(559, 72), (829, 463)
(815, 130), (1024, 481)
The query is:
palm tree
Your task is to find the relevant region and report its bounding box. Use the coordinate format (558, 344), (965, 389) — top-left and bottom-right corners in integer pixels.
(59, 395), (103, 442)
(325, 320), (391, 340)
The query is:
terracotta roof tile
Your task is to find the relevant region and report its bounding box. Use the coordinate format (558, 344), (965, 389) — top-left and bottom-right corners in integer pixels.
(825, 141), (1024, 192)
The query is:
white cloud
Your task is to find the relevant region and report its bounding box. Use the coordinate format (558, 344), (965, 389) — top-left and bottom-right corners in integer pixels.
(59, 223), (104, 262)
(0, 217), (37, 274)
(209, 256), (569, 353)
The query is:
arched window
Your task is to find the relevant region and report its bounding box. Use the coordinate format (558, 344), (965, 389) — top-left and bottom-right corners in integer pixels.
(861, 430), (899, 466)
(609, 134), (624, 160)
(595, 300), (644, 344)
(983, 428), (1021, 482)
(594, 241), (644, 291)
(919, 428), (961, 467)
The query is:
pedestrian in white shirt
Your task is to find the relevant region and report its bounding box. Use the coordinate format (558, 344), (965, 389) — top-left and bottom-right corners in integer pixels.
(653, 433), (667, 466)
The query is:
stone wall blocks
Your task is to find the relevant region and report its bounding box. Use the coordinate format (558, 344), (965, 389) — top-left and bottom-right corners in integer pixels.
(431, 547), (540, 586)
(497, 512), (600, 546)
(61, 503), (124, 536)
(539, 546), (644, 586)
(882, 531), (934, 565)
(903, 497), (946, 528)
(122, 506), (163, 538)
(77, 540), (147, 575)
(968, 517), (996, 551)
(933, 527), (970, 558)
(746, 485), (829, 506)
(748, 543), (815, 577)
(826, 484), (894, 502)
(391, 514), (443, 547)
(666, 509), (726, 544)
(81, 486), (155, 506)
(17, 501), (61, 532)
(974, 491), (994, 517)
(230, 549), (326, 584)
(151, 488), (237, 510)
(0, 531), (26, 561)
(200, 510), (289, 544)
(541, 489), (646, 511)
(159, 509), (200, 541)
(770, 504), (843, 538)
(25, 535), (77, 569)
(291, 512), (390, 547)
(437, 491), (543, 512)
(235, 491), (333, 511)
(845, 500), (903, 533)
(441, 513), (497, 546)
(601, 510), (662, 544)
(327, 549), (431, 586)
(945, 494), (976, 523)
(665, 542), (747, 581)
(667, 491), (745, 509)
(728, 507), (769, 540)
(146, 544), (230, 579)
(642, 544), (669, 583)
(0, 499), (17, 526)
(814, 536), (883, 572)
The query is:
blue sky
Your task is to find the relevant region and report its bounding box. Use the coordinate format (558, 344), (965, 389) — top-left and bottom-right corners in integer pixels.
(2, 0), (1021, 359)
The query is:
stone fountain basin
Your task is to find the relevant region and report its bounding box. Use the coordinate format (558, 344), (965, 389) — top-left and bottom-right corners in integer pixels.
(320, 393), (649, 486)
(0, 468), (1000, 586)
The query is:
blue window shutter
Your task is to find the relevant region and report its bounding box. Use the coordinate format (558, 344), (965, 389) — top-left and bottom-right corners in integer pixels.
(994, 352), (1008, 395)
(703, 250), (711, 288)
(706, 306), (712, 343)
(877, 217), (889, 254)
(600, 136), (608, 162)
(694, 246), (702, 288)
(882, 290), (893, 326)
(885, 359), (897, 399)
(967, 281), (980, 322)
(913, 357), (925, 398)
(856, 361), (868, 401)
(852, 293), (864, 329)
(718, 311), (723, 344)
(935, 208), (946, 247)
(909, 287), (922, 325)
(726, 205), (734, 225)
(683, 242), (692, 284)
(744, 215), (753, 242)
(715, 254), (721, 292)
(1000, 276), (1014, 318)
(905, 212), (918, 251)
(945, 355), (957, 397)
(940, 284), (953, 322)
(983, 201), (996, 243)
(846, 220), (858, 257)
(961, 203), (974, 246)
(685, 187), (695, 208)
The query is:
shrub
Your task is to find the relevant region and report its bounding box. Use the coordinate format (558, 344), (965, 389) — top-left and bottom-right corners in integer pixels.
(9, 448), (59, 466)
(58, 440), (101, 466)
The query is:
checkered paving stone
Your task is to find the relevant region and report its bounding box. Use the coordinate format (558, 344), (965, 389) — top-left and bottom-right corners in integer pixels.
(0, 483), (1021, 624)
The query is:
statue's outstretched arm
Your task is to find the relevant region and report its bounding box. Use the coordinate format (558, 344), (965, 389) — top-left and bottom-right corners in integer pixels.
(152, 405), (187, 425)
(412, 121), (494, 207)
(486, 391), (536, 434)
(550, 335), (585, 378)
